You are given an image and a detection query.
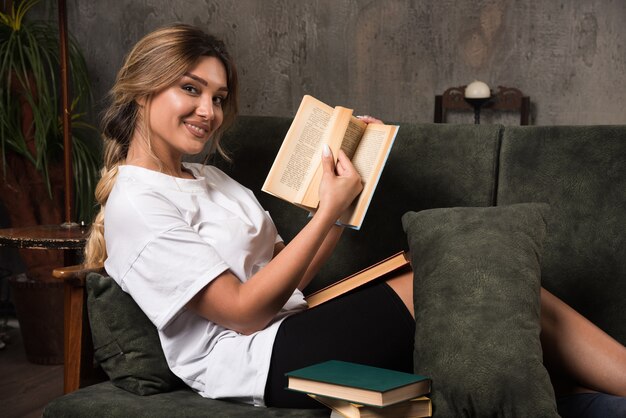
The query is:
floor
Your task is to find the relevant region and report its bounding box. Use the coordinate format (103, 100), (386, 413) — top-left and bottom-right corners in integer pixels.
(0, 317), (64, 418)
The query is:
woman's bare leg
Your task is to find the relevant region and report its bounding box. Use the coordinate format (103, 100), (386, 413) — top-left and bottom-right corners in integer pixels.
(385, 269), (415, 319)
(540, 287), (626, 397)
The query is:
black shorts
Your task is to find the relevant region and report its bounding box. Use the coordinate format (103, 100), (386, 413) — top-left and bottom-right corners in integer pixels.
(264, 282), (415, 408)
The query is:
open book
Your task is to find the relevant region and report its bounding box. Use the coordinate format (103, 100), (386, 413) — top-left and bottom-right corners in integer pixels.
(262, 95), (399, 229)
(305, 251), (410, 308)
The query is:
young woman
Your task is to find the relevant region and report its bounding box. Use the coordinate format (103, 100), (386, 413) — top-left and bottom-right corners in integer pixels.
(84, 24), (626, 415)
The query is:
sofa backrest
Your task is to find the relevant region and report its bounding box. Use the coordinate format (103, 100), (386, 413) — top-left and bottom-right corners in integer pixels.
(219, 117), (502, 292)
(497, 125), (626, 345)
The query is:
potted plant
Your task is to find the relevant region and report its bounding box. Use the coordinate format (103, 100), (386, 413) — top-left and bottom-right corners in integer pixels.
(0, 0), (100, 364)
(1, 0), (99, 224)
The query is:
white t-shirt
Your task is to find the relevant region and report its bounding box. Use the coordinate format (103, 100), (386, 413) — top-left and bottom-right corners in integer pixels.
(104, 163), (308, 406)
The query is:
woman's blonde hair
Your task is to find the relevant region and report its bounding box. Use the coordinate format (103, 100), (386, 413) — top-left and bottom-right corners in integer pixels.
(84, 23), (239, 266)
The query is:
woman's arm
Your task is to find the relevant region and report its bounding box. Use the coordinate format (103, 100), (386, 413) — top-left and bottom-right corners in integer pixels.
(187, 147), (362, 335)
(272, 224), (343, 292)
(296, 224), (343, 291)
(274, 116), (384, 291)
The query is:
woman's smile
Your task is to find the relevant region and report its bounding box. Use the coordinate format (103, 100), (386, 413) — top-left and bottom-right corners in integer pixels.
(184, 120), (211, 139)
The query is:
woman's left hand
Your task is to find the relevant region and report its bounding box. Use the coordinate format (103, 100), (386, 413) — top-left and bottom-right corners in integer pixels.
(356, 115), (384, 124)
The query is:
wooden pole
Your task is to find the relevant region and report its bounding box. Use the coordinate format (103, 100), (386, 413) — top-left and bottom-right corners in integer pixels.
(58, 0), (75, 227)
(1, 1), (13, 16)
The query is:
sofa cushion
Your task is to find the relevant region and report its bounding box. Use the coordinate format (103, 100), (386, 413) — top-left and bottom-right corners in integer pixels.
(86, 272), (184, 395)
(42, 381), (328, 418)
(402, 203), (559, 417)
(497, 125), (626, 345)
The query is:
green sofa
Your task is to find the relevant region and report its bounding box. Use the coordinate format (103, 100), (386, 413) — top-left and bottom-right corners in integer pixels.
(43, 117), (626, 417)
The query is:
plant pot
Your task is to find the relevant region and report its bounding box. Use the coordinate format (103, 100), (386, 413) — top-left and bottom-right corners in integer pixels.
(8, 274), (64, 365)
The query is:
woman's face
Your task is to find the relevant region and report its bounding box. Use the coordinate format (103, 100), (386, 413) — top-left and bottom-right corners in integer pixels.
(145, 56), (228, 159)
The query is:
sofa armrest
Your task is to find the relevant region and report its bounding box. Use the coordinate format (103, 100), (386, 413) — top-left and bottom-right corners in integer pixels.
(53, 264), (104, 283)
(53, 264), (108, 393)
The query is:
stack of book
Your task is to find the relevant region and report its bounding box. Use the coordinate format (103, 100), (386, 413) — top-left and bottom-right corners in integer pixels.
(286, 360), (432, 418)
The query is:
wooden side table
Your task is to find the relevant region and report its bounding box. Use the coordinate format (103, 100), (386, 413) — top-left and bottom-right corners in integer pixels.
(0, 224), (90, 393)
(0, 224), (87, 263)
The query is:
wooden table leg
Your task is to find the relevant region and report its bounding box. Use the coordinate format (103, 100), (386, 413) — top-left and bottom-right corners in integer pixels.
(57, 262), (108, 393)
(63, 280), (84, 394)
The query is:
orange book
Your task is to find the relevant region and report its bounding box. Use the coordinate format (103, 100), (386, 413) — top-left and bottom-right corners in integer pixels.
(305, 251), (410, 308)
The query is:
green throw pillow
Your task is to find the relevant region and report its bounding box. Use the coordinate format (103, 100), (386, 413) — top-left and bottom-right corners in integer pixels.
(401, 203), (559, 417)
(86, 272), (184, 395)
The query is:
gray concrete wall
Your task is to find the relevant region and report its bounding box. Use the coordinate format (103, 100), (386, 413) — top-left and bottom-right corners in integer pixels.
(47, 0), (626, 125)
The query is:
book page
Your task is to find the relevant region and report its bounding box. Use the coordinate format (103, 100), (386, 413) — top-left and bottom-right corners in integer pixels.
(339, 123), (399, 228)
(262, 96), (333, 203)
(339, 116), (367, 159)
(341, 116), (367, 160)
(351, 126), (386, 180)
(299, 106), (354, 208)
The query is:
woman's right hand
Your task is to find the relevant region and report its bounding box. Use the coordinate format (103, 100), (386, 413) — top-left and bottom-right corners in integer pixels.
(317, 144), (363, 221)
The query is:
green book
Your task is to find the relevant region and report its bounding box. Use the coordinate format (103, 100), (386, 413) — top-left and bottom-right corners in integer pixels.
(286, 360), (431, 407)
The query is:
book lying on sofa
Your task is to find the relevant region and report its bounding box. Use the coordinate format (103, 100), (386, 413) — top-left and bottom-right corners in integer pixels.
(305, 251), (410, 308)
(311, 394), (431, 418)
(262, 95), (399, 229)
(286, 360), (431, 407)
